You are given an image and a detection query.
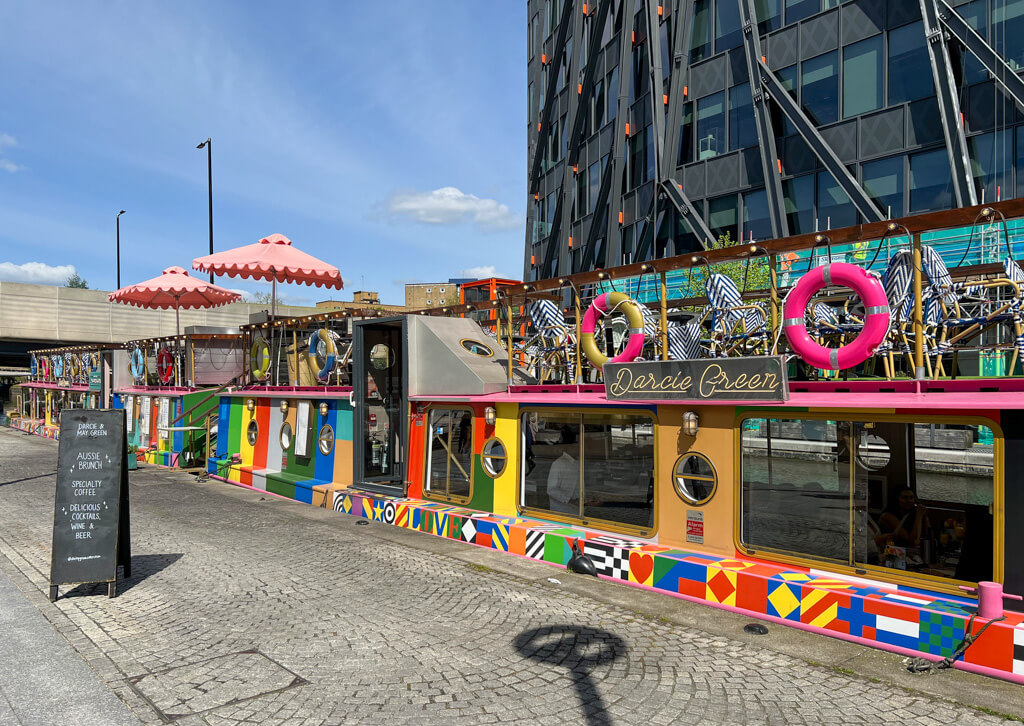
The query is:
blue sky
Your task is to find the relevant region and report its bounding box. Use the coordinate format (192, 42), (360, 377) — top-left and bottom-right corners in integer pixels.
(0, 2), (527, 305)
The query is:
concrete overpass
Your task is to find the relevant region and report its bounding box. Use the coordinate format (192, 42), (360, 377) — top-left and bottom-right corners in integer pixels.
(0, 281), (319, 369)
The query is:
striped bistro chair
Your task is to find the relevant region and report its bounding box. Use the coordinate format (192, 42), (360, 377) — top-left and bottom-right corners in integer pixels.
(930, 252), (1024, 377)
(701, 273), (769, 357)
(638, 305), (704, 360)
(525, 298), (577, 383)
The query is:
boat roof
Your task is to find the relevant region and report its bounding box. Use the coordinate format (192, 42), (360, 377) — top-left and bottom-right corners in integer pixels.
(410, 379), (1024, 411)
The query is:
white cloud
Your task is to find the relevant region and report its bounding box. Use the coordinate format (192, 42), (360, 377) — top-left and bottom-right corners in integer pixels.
(0, 261), (77, 285)
(384, 187), (522, 231)
(0, 133), (22, 172)
(460, 265), (508, 280)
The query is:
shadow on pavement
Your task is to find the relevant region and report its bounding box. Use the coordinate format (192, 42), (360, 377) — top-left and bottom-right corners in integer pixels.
(513, 624), (626, 726)
(62, 553), (183, 598)
(0, 472), (57, 487)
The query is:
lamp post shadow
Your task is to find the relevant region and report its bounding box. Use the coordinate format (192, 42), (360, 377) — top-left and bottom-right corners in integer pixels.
(513, 624), (626, 726)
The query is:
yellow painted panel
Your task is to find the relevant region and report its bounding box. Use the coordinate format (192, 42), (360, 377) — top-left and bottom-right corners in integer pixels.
(491, 402), (519, 516)
(333, 440), (353, 485)
(655, 405), (736, 557)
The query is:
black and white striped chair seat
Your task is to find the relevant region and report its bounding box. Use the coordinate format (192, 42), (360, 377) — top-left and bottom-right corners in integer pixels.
(667, 324), (702, 360)
(706, 274), (765, 334)
(528, 299), (566, 335)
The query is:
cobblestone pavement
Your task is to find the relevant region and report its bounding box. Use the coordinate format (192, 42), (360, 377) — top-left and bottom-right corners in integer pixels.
(0, 429), (1020, 725)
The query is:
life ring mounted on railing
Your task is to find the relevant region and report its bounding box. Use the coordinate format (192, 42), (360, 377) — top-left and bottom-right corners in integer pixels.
(130, 346), (146, 382)
(157, 347), (175, 384)
(783, 262), (889, 370)
(307, 329), (337, 382)
(250, 335), (272, 381)
(581, 292), (645, 369)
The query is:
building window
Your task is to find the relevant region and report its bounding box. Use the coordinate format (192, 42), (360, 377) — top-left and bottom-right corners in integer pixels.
(910, 149), (953, 213)
(755, 0), (782, 33)
(427, 299), (432, 305)
(969, 130), (1013, 204)
(785, 0), (819, 25)
(843, 35), (883, 118)
(426, 408), (473, 502)
(607, 66), (619, 124)
(801, 51), (838, 125)
(743, 189), (772, 242)
(816, 171), (858, 230)
(427, 287), (432, 293)
(708, 195), (739, 243)
(697, 92), (725, 160)
(993, 0), (1024, 71)
(862, 156), (905, 219)
(678, 102), (694, 166)
(440, 287), (445, 293)
(888, 21), (933, 105)
(715, 0), (742, 53)
(783, 174), (814, 235)
(729, 83), (756, 151)
(740, 417), (995, 586)
(521, 410), (655, 532)
(691, 0), (712, 62)
(772, 65), (799, 137)
(588, 160), (600, 214)
(592, 78), (606, 135)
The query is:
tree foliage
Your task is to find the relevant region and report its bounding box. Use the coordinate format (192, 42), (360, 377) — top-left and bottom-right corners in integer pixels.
(65, 272), (88, 289)
(677, 232), (770, 303)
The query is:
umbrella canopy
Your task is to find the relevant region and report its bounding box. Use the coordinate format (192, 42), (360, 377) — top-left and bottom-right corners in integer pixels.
(109, 266), (242, 310)
(109, 266), (243, 337)
(192, 233), (344, 289)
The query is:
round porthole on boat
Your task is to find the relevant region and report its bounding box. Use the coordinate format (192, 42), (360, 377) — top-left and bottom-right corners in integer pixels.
(857, 433), (891, 471)
(246, 419), (259, 446)
(369, 343), (394, 370)
(459, 338), (494, 358)
(481, 437), (507, 477)
(280, 421), (293, 450)
(673, 452), (717, 506)
(318, 424), (335, 456)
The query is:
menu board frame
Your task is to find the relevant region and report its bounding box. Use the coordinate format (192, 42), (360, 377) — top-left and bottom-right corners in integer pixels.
(49, 409), (131, 600)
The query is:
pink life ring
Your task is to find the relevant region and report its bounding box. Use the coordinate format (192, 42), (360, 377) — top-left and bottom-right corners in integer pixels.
(783, 262), (889, 370)
(580, 292), (646, 369)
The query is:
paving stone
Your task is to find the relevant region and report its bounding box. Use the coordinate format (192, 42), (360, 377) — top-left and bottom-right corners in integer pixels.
(0, 429), (1018, 725)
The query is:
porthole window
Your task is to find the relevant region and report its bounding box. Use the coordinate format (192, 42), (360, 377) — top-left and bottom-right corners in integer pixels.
(481, 437), (507, 477)
(246, 419), (259, 446)
(857, 433), (891, 471)
(318, 424), (335, 455)
(673, 452), (717, 505)
(280, 421), (293, 450)
(460, 339), (494, 357)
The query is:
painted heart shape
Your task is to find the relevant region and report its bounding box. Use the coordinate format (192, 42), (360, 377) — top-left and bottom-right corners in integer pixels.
(629, 551), (654, 583)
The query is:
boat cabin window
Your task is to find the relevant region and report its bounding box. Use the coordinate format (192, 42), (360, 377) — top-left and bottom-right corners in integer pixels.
(740, 417), (996, 587)
(482, 437), (507, 477)
(425, 408), (473, 502)
(521, 410), (655, 533)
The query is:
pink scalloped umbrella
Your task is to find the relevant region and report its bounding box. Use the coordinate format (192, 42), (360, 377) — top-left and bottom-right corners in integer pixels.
(192, 233), (343, 317)
(109, 265), (242, 336)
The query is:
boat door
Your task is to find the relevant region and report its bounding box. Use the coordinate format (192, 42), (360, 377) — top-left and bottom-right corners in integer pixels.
(352, 318), (407, 493)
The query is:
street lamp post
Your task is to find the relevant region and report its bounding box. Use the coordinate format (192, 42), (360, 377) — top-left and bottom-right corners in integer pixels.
(116, 209), (126, 289)
(196, 137), (213, 283)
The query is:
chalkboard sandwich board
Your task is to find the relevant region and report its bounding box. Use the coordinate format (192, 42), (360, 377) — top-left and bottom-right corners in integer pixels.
(49, 409), (131, 600)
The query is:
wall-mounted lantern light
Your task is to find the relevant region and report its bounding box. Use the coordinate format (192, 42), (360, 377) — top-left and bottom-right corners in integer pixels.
(682, 411), (699, 437)
(484, 406), (497, 426)
(280, 400), (289, 415)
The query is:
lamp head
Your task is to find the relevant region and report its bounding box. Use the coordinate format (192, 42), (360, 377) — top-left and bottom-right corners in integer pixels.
(196, 138), (210, 149)
(117, 209), (126, 217)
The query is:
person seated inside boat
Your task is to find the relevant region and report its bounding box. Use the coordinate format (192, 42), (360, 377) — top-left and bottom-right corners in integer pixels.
(547, 449), (580, 515)
(879, 488), (931, 549)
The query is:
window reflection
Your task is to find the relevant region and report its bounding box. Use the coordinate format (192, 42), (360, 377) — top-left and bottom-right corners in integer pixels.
(522, 410), (654, 531)
(740, 417), (995, 584)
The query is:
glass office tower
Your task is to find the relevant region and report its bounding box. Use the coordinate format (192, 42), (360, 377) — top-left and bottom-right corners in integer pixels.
(524, 0), (1024, 280)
